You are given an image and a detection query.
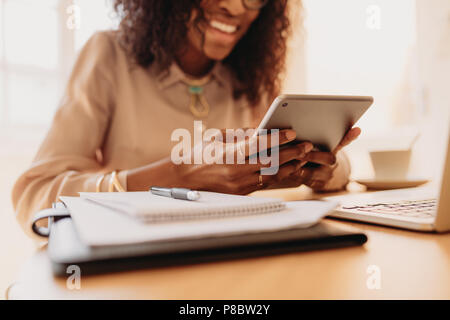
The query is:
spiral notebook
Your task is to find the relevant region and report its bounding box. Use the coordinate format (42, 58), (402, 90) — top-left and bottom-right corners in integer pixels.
(58, 195), (340, 247)
(79, 191), (286, 223)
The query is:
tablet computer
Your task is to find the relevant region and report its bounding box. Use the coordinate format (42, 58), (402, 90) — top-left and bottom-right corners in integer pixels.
(257, 94), (373, 152)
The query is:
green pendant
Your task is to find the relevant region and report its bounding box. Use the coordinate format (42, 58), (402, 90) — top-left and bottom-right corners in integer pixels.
(189, 86), (203, 94)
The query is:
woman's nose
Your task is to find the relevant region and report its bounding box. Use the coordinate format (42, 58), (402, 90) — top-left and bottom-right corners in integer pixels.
(219, 0), (247, 16)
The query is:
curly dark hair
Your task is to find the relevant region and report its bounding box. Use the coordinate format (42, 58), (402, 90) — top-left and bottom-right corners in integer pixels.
(113, 0), (293, 106)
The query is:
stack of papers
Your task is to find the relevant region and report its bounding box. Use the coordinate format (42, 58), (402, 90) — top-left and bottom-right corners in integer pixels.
(60, 193), (338, 247)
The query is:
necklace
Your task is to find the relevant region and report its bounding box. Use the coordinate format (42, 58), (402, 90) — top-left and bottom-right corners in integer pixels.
(182, 75), (212, 118)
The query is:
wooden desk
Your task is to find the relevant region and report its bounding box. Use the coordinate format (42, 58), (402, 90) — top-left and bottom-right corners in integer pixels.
(7, 185), (450, 299)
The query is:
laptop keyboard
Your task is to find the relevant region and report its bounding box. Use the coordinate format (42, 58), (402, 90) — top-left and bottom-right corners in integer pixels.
(342, 199), (437, 219)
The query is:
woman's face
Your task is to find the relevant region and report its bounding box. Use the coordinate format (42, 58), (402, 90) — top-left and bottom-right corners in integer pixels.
(187, 0), (261, 61)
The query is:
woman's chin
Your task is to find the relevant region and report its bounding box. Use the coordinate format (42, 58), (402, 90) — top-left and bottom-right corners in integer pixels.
(203, 46), (233, 61)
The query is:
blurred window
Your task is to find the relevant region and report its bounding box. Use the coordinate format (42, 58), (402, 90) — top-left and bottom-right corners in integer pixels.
(299, 0), (421, 134)
(0, 0), (116, 128)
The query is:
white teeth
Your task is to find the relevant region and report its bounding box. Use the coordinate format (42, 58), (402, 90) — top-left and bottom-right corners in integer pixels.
(210, 20), (237, 34)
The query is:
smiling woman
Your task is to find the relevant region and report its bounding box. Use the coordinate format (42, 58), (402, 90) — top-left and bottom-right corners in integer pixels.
(114, 0), (290, 105)
(12, 0), (357, 238)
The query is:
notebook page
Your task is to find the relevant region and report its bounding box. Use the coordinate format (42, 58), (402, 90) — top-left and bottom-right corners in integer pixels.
(61, 196), (337, 247)
(79, 191), (286, 222)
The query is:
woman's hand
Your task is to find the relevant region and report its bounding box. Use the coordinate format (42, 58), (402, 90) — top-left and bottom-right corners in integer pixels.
(127, 127), (360, 194)
(171, 129), (314, 194)
(284, 127), (361, 192)
(127, 129), (314, 194)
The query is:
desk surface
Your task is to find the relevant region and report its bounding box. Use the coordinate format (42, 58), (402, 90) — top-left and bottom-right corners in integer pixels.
(7, 185), (450, 299)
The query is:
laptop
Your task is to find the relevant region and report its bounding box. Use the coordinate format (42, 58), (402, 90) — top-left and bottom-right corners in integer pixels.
(325, 132), (450, 233)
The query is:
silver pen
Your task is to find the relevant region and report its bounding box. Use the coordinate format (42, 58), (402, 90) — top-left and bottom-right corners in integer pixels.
(150, 186), (201, 201)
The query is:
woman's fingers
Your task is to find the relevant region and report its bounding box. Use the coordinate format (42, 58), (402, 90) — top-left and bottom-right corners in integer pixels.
(242, 129), (297, 157)
(277, 142), (313, 165)
(232, 155), (337, 193)
(299, 166), (334, 182)
(240, 160), (299, 190)
(289, 165), (337, 191)
(239, 142), (313, 174)
(333, 127), (361, 154)
(220, 128), (302, 166)
(304, 151), (336, 166)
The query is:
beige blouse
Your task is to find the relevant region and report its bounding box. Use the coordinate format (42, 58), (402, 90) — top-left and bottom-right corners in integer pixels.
(12, 31), (266, 237)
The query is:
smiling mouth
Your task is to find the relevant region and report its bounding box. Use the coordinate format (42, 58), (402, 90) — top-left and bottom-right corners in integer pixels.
(209, 20), (239, 34)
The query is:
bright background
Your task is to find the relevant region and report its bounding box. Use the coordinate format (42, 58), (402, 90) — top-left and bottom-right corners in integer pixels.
(0, 0), (449, 297)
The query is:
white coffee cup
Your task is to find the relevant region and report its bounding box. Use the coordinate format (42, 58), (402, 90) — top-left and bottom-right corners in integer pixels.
(369, 149), (412, 180)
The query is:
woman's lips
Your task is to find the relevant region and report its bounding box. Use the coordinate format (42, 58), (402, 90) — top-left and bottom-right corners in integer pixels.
(206, 19), (240, 44)
(209, 20), (238, 34)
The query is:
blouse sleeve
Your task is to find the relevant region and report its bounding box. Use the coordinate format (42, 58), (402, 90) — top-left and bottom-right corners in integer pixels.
(11, 32), (127, 238)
